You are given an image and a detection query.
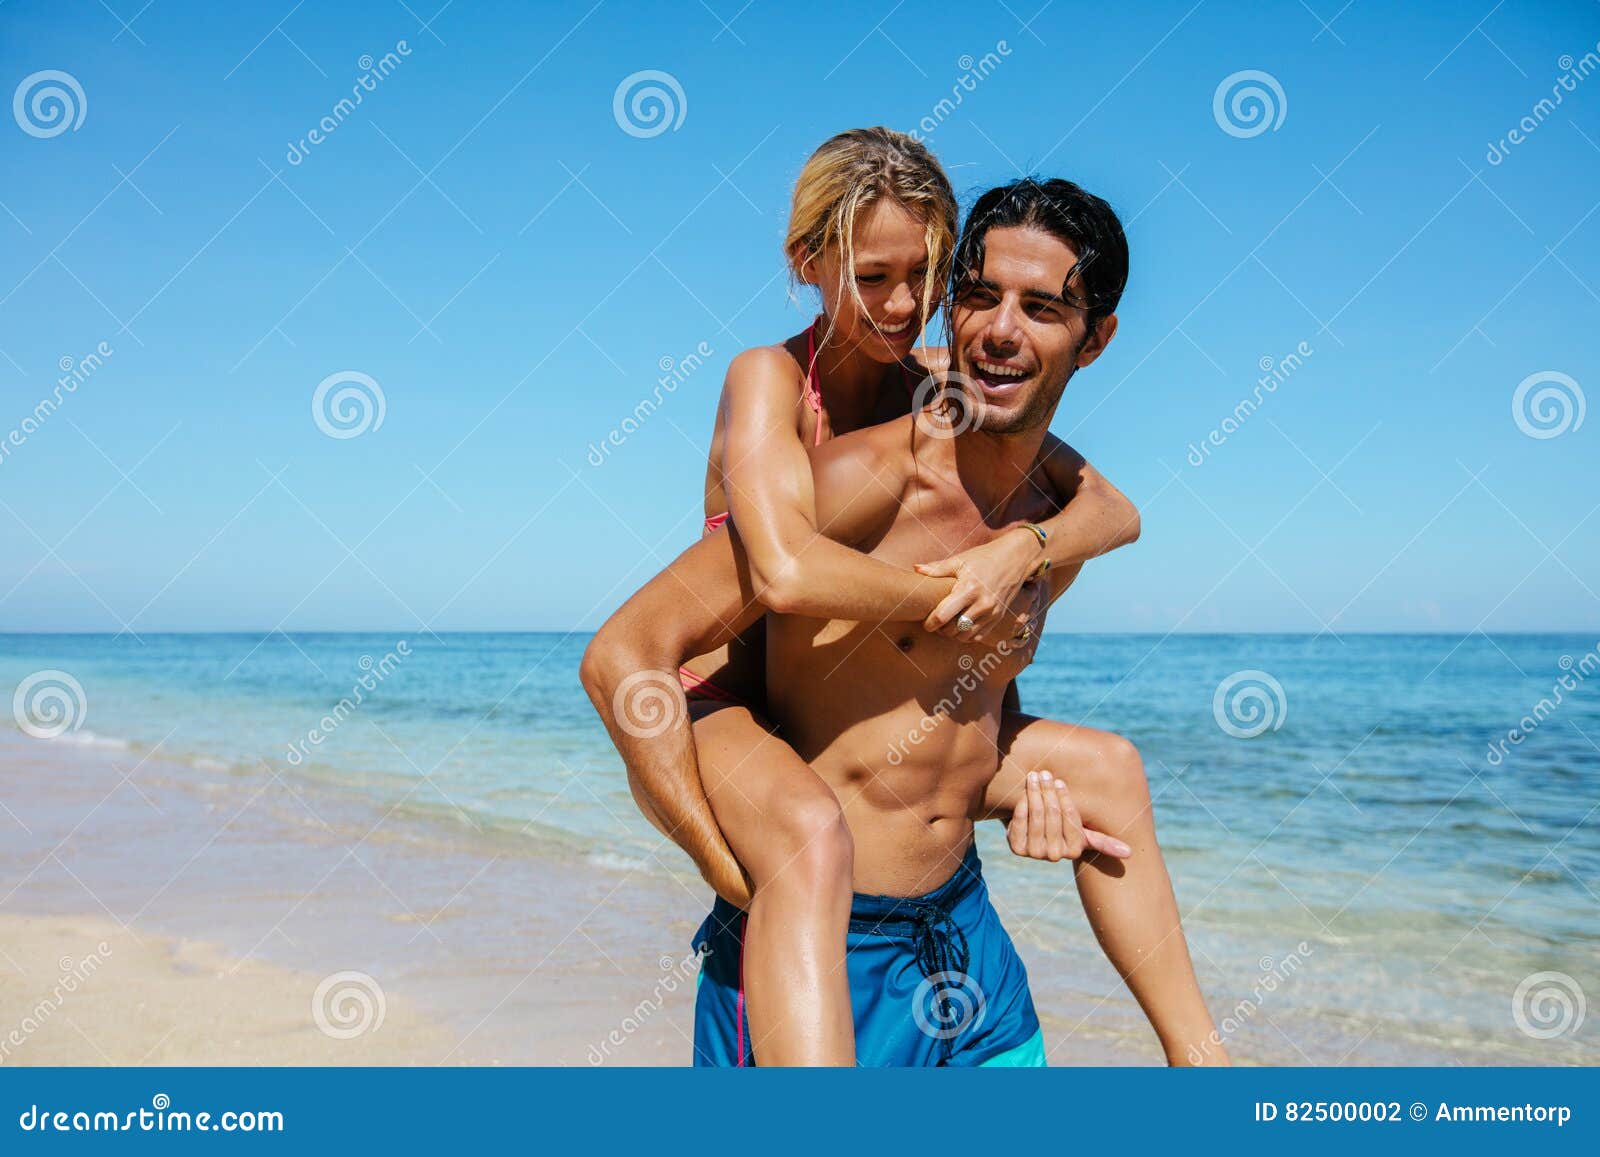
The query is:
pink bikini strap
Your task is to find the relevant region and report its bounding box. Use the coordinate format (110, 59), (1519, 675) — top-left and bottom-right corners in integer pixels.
(805, 317), (824, 446)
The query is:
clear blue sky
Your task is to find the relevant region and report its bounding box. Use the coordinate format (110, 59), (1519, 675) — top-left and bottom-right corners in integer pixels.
(2, 0), (1596, 634)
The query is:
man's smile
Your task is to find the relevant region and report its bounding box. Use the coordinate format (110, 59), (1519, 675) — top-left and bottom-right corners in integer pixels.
(970, 356), (1032, 397)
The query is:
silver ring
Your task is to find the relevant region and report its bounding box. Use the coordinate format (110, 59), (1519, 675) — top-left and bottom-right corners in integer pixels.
(956, 614), (976, 634)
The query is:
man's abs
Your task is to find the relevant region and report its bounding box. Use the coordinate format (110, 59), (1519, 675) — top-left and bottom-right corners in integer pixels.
(765, 618), (1025, 895)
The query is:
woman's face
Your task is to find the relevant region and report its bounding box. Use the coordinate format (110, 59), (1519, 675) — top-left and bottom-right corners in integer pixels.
(804, 198), (936, 363)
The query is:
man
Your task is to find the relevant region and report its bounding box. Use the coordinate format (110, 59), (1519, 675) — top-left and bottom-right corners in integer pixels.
(583, 179), (1207, 1065)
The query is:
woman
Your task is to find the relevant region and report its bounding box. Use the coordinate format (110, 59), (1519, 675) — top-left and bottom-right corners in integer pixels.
(588, 128), (1222, 1066)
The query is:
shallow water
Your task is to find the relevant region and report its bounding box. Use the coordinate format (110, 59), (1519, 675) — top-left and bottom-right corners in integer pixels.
(2, 631), (1595, 1064)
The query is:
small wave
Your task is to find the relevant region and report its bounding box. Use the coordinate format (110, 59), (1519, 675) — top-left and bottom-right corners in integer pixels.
(586, 851), (653, 873)
(48, 730), (131, 750)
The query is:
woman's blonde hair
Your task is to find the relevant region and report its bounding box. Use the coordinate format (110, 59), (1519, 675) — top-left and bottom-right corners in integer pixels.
(785, 127), (957, 335)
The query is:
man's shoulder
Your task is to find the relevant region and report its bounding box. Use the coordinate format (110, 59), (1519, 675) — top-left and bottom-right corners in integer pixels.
(910, 345), (949, 376)
(808, 415), (918, 544)
(812, 413), (916, 476)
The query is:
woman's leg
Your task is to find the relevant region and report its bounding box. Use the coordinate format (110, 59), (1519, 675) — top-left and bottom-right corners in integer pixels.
(989, 712), (1228, 1065)
(690, 702), (855, 1065)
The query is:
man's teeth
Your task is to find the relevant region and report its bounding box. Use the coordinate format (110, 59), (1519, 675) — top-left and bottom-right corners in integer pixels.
(974, 359), (1027, 378)
(878, 318), (912, 334)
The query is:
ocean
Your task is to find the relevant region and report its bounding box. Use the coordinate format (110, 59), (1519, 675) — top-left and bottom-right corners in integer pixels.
(2, 631), (1596, 1065)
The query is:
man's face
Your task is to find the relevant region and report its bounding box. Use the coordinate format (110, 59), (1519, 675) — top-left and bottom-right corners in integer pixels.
(948, 225), (1117, 434)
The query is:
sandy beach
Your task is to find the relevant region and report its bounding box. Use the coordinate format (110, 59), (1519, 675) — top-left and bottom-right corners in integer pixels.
(0, 912), (457, 1065)
(0, 732), (709, 1066)
(0, 727), (1162, 1067)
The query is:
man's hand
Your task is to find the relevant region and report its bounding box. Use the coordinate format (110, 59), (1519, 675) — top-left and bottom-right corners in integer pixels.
(703, 855), (755, 909)
(1007, 770), (1132, 862)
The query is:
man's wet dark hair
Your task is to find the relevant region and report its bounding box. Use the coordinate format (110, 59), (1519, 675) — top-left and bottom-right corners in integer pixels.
(952, 178), (1129, 332)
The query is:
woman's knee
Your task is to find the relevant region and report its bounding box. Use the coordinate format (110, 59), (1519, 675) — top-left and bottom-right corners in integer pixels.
(1091, 733), (1151, 809)
(759, 792), (853, 892)
(1027, 726), (1149, 810)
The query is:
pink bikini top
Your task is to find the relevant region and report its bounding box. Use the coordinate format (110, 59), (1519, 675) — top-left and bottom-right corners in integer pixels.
(704, 318), (914, 534)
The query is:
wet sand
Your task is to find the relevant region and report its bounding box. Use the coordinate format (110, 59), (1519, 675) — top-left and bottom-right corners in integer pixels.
(0, 731), (1157, 1067)
(0, 733), (710, 1066)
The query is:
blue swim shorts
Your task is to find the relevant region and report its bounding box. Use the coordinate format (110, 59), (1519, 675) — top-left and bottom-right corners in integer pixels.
(690, 843), (1045, 1067)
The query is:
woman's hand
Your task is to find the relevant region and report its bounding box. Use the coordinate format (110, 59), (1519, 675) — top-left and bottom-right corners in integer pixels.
(916, 527), (1042, 641)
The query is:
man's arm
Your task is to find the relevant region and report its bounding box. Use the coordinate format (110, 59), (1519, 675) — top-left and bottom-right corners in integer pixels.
(579, 527), (765, 905)
(1033, 434), (1142, 562)
(918, 436), (1138, 635)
